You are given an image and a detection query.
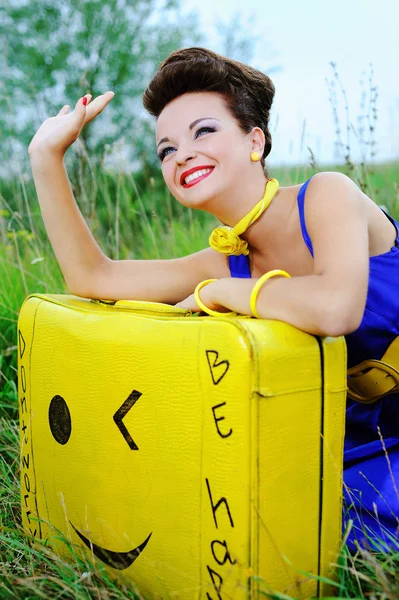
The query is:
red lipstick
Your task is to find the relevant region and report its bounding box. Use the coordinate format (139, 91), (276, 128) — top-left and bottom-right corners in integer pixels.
(180, 165), (214, 187)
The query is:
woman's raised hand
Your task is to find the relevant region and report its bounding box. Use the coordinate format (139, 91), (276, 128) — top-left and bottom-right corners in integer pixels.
(28, 91), (115, 160)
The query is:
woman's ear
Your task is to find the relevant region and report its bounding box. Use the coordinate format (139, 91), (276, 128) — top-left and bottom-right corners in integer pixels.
(249, 127), (265, 156)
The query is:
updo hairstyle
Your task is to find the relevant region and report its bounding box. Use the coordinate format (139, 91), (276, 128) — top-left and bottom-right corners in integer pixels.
(143, 47), (275, 170)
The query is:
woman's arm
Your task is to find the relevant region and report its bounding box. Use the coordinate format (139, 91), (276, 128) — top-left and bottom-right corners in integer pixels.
(28, 93), (231, 302)
(179, 172), (369, 337)
(30, 152), (230, 302)
(28, 93), (116, 294)
(30, 153), (107, 294)
(202, 271), (365, 337)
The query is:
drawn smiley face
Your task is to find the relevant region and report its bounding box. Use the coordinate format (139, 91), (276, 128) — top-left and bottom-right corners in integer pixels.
(48, 392), (152, 570)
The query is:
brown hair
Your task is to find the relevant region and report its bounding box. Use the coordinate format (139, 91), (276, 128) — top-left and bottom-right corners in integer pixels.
(143, 47), (275, 170)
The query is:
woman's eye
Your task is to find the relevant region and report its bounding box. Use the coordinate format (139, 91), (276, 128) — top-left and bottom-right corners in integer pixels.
(158, 147), (175, 162)
(157, 127), (215, 161)
(195, 126), (215, 138)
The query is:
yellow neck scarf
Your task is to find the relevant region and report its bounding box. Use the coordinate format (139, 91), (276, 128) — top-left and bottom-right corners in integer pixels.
(209, 178), (279, 256)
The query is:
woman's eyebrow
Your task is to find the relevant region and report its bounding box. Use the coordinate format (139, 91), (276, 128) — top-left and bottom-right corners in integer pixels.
(157, 117), (221, 149)
(189, 117), (221, 130)
(157, 137), (169, 149)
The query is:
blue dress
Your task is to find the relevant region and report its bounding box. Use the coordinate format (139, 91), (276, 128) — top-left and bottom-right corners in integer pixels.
(228, 178), (399, 551)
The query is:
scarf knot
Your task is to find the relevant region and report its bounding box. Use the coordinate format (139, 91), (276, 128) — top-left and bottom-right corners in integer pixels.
(208, 178), (279, 256)
(209, 226), (249, 256)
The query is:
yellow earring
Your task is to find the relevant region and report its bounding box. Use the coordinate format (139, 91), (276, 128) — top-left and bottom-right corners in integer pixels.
(250, 152), (261, 162)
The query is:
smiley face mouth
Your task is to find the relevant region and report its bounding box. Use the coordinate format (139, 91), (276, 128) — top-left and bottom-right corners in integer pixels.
(70, 521), (152, 570)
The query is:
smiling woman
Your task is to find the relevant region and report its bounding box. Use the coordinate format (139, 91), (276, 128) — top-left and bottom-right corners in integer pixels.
(28, 46), (399, 557)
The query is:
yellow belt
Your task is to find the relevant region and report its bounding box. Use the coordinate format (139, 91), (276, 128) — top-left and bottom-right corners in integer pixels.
(347, 337), (399, 403)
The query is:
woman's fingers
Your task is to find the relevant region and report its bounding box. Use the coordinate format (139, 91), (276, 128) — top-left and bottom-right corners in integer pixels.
(83, 91), (115, 124)
(57, 92), (113, 125)
(57, 91), (112, 119)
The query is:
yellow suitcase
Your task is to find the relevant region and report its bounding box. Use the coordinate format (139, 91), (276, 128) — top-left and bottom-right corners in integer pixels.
(18, 294), (347, 599)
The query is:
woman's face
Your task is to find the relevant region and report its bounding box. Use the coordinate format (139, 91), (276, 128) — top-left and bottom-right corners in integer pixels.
(156, 92), (258, 210)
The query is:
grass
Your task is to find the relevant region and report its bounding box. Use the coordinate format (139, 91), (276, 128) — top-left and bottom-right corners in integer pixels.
(1, 147), (399, 598)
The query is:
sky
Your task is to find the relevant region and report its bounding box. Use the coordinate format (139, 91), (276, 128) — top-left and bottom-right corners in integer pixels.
(181, 0), (399, 165)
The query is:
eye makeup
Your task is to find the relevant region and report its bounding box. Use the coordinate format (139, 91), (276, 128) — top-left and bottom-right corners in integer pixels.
(157, 119), (220, 162)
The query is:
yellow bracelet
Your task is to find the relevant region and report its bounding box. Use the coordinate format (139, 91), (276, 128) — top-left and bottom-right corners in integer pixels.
(250, 270), (291, 319)
(194, 279), (237, 317)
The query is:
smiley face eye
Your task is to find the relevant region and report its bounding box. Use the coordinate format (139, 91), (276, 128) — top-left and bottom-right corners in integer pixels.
(49, 395), (72, 445)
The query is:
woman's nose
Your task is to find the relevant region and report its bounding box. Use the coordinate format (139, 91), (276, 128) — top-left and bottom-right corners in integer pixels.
(175, 148), (196, 165)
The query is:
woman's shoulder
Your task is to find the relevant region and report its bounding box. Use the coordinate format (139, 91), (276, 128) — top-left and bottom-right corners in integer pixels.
(299, 171), (365, 210)
(306, 170), (359, 190)
(280, 171), (361, 200)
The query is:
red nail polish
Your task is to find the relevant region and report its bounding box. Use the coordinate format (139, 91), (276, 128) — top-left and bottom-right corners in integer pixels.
(82, 97), (87, 106)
